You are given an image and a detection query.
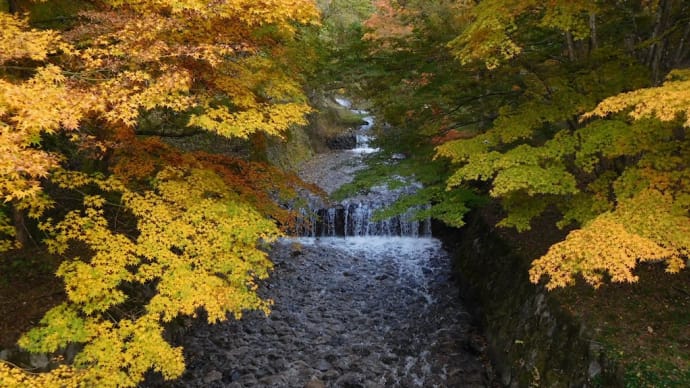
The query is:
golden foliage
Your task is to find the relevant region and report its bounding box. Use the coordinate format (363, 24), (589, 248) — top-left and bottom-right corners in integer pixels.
(434, 1), (690, 289)
(0, 65), (86, 204)
(531, 189), (688, 289)
(448, 0), (597, 69)
(529, 215), (671, 289)
(5, 167), (278, 386)
(0, 13), (66, 63)
(584, 69), (690, 126)
(0, 0), (322, 384)
(0, 0), (318, 248)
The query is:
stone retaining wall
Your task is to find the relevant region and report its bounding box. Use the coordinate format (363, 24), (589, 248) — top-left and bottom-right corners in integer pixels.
(435, 213), (622, 387)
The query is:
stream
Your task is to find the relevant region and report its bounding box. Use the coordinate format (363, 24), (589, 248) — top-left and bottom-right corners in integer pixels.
(148, 99), (493, 387)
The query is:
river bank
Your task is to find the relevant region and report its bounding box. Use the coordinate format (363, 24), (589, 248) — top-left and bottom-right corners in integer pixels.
(143, 96), (496, 387)
(436, 209), (690, 387)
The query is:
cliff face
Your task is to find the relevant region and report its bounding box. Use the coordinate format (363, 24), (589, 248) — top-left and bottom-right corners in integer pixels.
(435, 213), (622, 387)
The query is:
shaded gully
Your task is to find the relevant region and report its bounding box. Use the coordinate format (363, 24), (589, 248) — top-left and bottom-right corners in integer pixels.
(148, 99), (494, 387)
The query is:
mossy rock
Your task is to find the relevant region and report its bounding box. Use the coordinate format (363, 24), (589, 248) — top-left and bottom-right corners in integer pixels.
(265, 126), (315, 171)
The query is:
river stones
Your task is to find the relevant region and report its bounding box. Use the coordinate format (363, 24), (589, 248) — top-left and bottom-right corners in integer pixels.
(144, 237), (493, 387)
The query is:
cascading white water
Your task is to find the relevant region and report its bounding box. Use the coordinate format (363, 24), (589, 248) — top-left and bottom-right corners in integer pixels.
(305, 200), (431, 238)
(145, 96), (492, 388)
(297, 98), (430, 238)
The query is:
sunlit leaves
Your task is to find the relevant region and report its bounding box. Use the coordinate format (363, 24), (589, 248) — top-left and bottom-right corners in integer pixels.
(0, 0), (321, 384)
(585, 69), (690, 126)
(73, 315), (185, 386)
(433, 0), (690, 289)
(18, 304), (88, 354)
(448, 7), (526, 69)
(531, 190), (689, 289)
(0, 13), (65, 63)
(448, 0), (597, 69)
(188, 102), (310, 139)
(12, 167), (278, 386)
(0, 64), (85, 203)
(529, 214), (672, 290)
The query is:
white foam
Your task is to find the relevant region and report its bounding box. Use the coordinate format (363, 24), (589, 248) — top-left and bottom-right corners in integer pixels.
(334, 97), (352, 108)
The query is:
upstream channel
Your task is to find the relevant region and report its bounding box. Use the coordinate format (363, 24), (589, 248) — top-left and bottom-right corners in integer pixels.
(151, 98), (494, 387)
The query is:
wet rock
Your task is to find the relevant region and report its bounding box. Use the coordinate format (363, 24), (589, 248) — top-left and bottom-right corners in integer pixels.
(588, 360), (602, 379)
(29, 354), (50, 370)
(259, 374), (287, 386)
(227, 369), (242, 382)
(202, 370), (222, 384)
(350, 344), (371, 356)
(327, 131), (357, 150)
(380, 352), (399, 364)
(335, 372), (366, 387)
(305, 379), (326, 388)
(310, 358), (329, 371)
(239, 374), (258, 385)
(323, 369), (340, 380)
(142, 236), (492, 388)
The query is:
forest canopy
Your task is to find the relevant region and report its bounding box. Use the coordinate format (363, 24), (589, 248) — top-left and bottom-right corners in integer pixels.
(1, 0), (319, 385)
(355, 0), (690, 289)
(1, 0), (690, 385)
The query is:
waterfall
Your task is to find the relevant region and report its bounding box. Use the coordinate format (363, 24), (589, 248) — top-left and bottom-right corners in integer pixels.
(301, 201), (431, 238)
(295, 97), (431, 238)
(143, 96), (493, 388)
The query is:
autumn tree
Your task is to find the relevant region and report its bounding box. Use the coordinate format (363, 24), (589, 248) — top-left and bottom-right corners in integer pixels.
(350, 0), (690, 288)
(332, 0), (496, 224)
(0, 0), (320, 386)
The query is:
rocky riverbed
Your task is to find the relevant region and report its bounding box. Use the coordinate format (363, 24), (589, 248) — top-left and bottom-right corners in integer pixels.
(144, 97), (495, 387)
(147, 237), (493, 387)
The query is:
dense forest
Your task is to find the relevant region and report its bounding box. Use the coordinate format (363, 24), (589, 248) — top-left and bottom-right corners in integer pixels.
(1, 0), (689, 386)
(338, 0), (690, 290)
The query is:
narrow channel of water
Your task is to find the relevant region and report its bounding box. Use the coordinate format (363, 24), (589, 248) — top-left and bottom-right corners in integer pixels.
(147, 98), (493, 387)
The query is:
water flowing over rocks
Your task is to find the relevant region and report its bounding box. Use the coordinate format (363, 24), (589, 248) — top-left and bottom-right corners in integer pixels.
(148, 238), (492, 387)
(297, 183), (432, 238)
(296, 99), (429, 238)
(146, 97), (495, 387)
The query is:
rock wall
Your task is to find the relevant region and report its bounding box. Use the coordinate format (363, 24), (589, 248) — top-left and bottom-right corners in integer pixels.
(435, 213), (622, 387)
(266, 94), (366, 171)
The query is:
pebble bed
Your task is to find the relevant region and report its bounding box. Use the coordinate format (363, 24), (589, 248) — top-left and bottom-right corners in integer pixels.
(147, 237), (493, 387)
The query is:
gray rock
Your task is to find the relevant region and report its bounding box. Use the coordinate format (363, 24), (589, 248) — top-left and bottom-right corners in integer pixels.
(239, 373), (258, 385)
(305, 379), (326, 388)
(29, 353), (50, 370)
(202, 369), (223, 384)
(327, 132), (357, 150)
(140, 232), (492, 387)
(0, 349), (12, 361)
(315, 358), (332, 371)
(588, 360), (602, 379)
(335, 372), (366, 387)
(323, 369), (340, 380)
(259, 374), (288, 386)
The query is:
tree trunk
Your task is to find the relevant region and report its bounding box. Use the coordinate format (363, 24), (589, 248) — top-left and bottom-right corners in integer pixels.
(647, 0), (673, 84)
(12, 205), (29, 248)
(565, 31), (576, 61)
(589, 13), (598, 51)
(7, 0), (18, 13)
(674, 20), (690, 66)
